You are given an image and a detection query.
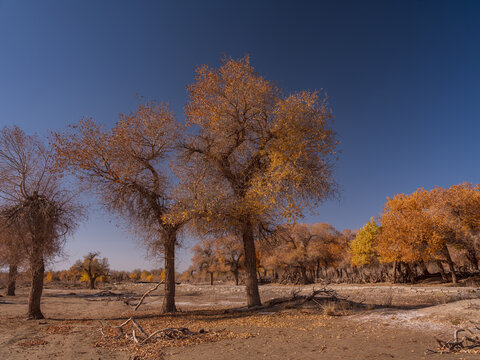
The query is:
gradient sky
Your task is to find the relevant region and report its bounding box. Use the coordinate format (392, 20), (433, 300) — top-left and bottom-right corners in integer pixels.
(1, 0), (479, 271)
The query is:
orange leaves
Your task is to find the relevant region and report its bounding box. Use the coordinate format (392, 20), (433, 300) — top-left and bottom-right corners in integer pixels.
(376, 183), (480, 265)
(182, 55), (338, 230)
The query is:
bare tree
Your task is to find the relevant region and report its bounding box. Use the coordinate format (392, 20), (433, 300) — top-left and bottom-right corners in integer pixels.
(54, 103), (188, 313)
(191, 239), (220, 285)
(0, 225), (24, 296)
(0, 126), (81, 319)
(216, 235), (243, 285)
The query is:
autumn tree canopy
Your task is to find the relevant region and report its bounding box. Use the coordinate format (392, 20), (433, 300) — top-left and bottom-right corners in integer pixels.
(180, 56), (338, 306)
(261, 223), (343, 284)
(54, 103), (187, 312)
(75, 252), (110, 289)
(350, 218), (381, 266)
(375, 184), (480, 283)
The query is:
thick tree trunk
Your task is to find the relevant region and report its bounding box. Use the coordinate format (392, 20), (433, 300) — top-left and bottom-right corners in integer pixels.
(28, 255), (45, 319)
(443, 246), (457, 284)
(242, 221), (261, 307)
(7, 264), (17, 296)
(89, 277), (96, 290)
(209, 272), (214, 286)
(162, 231), (176, 313)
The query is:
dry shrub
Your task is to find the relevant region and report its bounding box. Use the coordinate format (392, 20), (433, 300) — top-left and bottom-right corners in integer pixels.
(322, 300), (354, 316)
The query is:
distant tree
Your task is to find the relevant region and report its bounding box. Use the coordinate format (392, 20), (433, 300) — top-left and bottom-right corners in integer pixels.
(377, 189), (457, 282)
(263, 223), (341, 285)
(271, 223), (317, 284)
(0, 126), (81, 319)
(215, 235), (243, 285)
(75, 252), (110, 289)
(0, 224), (23, 296)
(191, 238), (219, 285)
(309, 223), (343, 274)
(430, 183), (480, 271)
(181, 56), (338, 306)
(54, 103), (188, 313)
(350, 218), (381, 266)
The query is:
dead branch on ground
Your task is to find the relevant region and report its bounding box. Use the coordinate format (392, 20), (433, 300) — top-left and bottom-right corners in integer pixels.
(427, 326), (480, 354)
(99, 317), (220, 346)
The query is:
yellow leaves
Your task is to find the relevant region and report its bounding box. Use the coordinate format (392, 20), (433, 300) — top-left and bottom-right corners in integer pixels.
(350, 218), (380, 266)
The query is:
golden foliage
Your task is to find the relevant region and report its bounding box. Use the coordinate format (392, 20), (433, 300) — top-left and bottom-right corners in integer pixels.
(377, 183), (480, 267)
(181, 55), (338, 229)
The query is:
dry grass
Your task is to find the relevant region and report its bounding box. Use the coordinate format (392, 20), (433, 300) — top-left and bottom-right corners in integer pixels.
(321, 300), (355, 316)
(93, 309), (340, 359)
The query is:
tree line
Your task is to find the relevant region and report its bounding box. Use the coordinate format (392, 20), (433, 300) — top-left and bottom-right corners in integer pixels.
(189, 184), (480, 287)
(0, 55), (338, 318)
(351, 184), (480, 284)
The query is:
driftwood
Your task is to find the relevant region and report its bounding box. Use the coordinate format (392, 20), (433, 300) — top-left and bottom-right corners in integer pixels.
(427, 327), (480, 354)
(99, 317), (217, 346)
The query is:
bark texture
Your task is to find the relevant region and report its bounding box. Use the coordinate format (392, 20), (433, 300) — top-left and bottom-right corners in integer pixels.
(28, 255), (45, 319)
(242, 222), (261, 307)
(162, 231), (176, 313)
(7, 264), (17, 296)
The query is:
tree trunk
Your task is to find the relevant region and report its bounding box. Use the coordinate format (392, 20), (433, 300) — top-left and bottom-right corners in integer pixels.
(436, 260), (448, 281)
(162, 231), (176, 313)
(299, 265), (311, 285)
(28, 255), (45, 319)
(233, 269), (239, 286)
(442, 247), (457, 284)
(418, 260), (429, 276)
(7, 264), (17, 296)
(209, 272), (214, 286)
(404, 263), (414, 283)
(89, 276), (96, 290)
(393, 261), (397, 283)
(242, 221), (261, 307)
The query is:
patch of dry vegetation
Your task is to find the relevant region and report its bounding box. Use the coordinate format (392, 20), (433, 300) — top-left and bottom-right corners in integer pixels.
(94, 314), (255, 360)
(18, 338), (49, 347)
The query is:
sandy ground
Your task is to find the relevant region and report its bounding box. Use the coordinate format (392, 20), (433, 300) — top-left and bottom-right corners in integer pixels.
(1, 283), (480, 359)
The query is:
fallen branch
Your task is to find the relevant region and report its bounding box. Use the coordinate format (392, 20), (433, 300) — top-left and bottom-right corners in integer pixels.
(99, 317), (212, 346)
(428, 327), (480, 354)
(134, 281), (164, 311)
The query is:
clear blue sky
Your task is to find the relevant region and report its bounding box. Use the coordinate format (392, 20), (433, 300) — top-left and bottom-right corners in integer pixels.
(1, 0), (479, 271)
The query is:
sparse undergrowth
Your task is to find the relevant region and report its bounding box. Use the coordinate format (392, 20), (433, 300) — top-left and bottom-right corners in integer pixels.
(93, 292), (359, 360)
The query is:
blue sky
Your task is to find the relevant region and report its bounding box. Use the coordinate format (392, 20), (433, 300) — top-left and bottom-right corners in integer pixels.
(1, 0), (479, 271)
